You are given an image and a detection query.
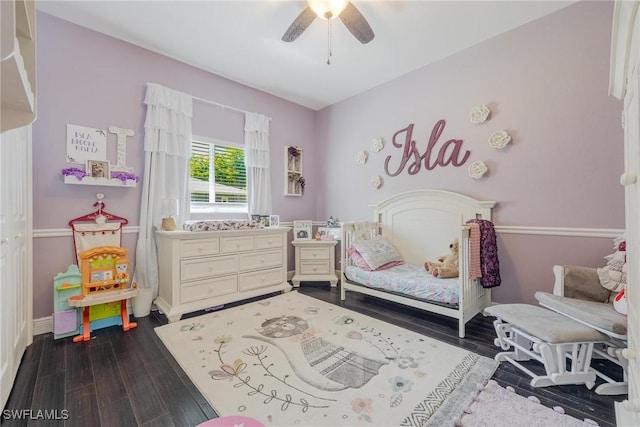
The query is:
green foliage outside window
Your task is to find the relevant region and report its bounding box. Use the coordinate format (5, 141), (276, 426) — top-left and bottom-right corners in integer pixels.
(189, 142), (247, 204)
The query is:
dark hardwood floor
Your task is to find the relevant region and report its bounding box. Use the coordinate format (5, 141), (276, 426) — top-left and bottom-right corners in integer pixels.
(3, 285), (622, 426)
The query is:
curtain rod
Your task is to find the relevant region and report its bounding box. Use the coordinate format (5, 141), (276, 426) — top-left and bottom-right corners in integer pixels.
(192, 96), (271, 121)
(192, 96), (247, 114)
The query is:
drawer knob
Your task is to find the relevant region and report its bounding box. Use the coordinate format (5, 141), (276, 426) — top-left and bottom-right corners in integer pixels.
(620, 172), (637, 186)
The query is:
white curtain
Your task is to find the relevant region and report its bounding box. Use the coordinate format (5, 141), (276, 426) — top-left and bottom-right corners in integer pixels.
(244, 112), (272, 216)
(134, 83), (193, 297)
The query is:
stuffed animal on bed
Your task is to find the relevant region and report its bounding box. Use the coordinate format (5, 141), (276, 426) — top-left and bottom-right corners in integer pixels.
(424, 239), (459, 278)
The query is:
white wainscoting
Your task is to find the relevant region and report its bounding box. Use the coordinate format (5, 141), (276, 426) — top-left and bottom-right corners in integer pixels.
(31, 224), (624, 335)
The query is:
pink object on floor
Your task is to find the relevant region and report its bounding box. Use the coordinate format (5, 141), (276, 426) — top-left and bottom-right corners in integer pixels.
(196, 415), (266, 427)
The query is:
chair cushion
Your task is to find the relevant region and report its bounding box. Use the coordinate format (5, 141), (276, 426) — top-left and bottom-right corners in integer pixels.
(535, 291), (627, 337)
(561, 265), (611, 303)
(485, 304), (606, 344)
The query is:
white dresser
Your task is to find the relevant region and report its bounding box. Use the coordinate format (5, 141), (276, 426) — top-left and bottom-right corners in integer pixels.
(291, 239), (339, 287)
(155, 227), (291, 322)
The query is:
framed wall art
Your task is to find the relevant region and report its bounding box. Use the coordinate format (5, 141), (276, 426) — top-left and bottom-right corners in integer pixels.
(293, 220), (312, 240)
(86, 159), (110, 178)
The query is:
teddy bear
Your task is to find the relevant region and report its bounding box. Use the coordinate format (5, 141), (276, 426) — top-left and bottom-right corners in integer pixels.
(597, 240), (626, 294)
(597, 239), (627, 314)
(424, 239), (459, 278)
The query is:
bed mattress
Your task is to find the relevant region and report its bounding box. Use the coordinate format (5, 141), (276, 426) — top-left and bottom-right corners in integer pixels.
(344, 264), (460, 307)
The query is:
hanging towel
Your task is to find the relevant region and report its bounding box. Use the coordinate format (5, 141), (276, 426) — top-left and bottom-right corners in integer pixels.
(467, 222), (482, 279)
(466, 219), (501, 288)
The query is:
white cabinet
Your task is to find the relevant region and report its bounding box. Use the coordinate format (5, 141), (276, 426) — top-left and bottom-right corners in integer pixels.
(155, 227), (291, 322)
(610, 1), (640, 423)
(0, 125), (33, 409)
(1, 0), (36, 132)
(291, 240), (338, 287)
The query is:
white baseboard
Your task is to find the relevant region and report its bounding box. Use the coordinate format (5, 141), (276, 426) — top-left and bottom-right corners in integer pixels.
(33, 316), (52, 335)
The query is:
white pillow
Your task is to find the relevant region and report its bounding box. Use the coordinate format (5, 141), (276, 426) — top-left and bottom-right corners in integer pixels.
(351, 236), (403, 270)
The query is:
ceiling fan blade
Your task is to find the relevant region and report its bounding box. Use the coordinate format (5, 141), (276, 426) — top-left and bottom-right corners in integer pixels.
(282, 6), (317, 42)
(339, 2), (375, 44)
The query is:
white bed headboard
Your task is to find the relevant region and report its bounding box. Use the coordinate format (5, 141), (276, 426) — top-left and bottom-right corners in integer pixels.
(372, 189), (496, 266)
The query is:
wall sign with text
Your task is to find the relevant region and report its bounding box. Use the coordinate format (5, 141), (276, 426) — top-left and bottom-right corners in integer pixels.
(66, 124), (107, 164)
(384, 119), (470, 177)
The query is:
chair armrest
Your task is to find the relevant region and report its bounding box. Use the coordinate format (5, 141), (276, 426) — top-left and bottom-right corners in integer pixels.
(552, 265), (611, 303)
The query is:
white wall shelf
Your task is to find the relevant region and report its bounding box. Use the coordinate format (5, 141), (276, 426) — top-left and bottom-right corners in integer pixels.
(64, 175), (137, 188)
(1, 0), (36, 132)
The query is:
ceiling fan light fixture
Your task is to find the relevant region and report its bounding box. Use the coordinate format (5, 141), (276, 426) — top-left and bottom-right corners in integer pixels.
(307, 0), (348, 20)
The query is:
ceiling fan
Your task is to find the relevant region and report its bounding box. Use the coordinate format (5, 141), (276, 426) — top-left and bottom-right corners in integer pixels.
(282, 0), (375, 44)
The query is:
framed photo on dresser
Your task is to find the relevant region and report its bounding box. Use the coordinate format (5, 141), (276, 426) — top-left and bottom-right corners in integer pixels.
(293, 220), (312, 240)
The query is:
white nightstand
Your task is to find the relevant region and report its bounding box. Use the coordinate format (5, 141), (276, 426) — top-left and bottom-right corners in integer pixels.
(291, 239), (339, 287)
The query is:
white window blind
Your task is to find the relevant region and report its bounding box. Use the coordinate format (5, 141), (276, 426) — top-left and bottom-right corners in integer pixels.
(189, 138), (247, 216)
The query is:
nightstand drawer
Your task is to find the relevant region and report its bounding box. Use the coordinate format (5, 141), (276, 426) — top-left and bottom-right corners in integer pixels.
(300, 261), (331, 275)
(239, 249), (282, 271)
(299, 247), (330, 261)
(239, 267), (284, 291)
(221, 236), (255, 253)
(180, 238), (220, 258)
(180, 275), (237, 303)
(181, 255), (237, 281)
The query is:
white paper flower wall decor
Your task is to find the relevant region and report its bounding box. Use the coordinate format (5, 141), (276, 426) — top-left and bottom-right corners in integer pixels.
(371, 137), (385, 152)
(355, 150), (368, 165)
(470, 105), (491, 124)
(489, 130), (512, 149)
(468, 160), (488, 179)
(370, 175), (382, 189)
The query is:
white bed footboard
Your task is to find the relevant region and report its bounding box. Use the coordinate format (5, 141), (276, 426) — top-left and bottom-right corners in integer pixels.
(340, 189), (495, 338)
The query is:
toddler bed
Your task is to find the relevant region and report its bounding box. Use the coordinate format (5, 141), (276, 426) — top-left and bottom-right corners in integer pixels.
(340, 189), (497, 338)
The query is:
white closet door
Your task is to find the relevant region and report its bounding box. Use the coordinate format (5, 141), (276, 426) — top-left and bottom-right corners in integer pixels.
(0, 125), (33, 409)
(619, 63), (640, 424)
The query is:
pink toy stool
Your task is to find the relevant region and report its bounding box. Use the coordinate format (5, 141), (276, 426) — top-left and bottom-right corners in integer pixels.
(196, 415), (265, 427)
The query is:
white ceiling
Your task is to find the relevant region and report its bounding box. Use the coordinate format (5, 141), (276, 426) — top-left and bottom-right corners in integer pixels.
(36, 0), (575, 110)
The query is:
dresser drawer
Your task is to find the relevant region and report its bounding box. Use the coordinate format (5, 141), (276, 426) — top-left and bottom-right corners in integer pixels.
(300, 261), (331, 275)
(239, 267), (284, 291)
(180, 238), (220, 258)
(299, 247), (330, 261)
(180, 275), (237, 304)
(221, 236), (255, 253)
(256, 234), (283, 250)
(239, 249), (282, 271)
(181, 255), (237, 282)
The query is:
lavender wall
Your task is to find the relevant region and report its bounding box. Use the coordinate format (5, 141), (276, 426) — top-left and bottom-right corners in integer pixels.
(33, 1), (624, 320)
(32, 13), (316, 318)
(315, 1), (624, 304)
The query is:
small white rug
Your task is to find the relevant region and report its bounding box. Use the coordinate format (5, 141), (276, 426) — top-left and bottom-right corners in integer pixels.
(155, 291), (498, 426)
(458, 380), (601, 427)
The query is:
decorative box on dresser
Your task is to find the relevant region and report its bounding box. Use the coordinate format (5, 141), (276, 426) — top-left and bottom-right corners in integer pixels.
(291, 240), (339, 287)
(155, 227), (291, 322)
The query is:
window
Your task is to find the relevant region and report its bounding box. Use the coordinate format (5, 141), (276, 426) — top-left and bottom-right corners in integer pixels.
(189, 137), (247, 217)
